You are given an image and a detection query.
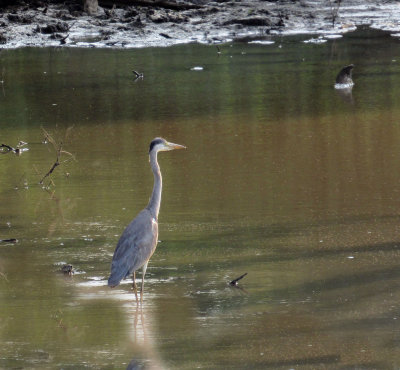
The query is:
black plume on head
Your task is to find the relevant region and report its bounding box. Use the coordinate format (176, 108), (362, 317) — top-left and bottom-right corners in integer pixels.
(149, 138), (164, 153)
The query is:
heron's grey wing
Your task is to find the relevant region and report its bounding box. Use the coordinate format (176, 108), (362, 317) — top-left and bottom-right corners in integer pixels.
(108, 209), (158, 287)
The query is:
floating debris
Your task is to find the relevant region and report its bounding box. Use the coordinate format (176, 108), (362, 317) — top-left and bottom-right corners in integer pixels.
(335, 64), (354, 89)
(229, 272), (247, 286)
(0, 142), (29, 155)
(0, 238), (17, 243)
(190, 66), (204, 71)
(132, 70), (144, 79)
(61, 264), (74, 275)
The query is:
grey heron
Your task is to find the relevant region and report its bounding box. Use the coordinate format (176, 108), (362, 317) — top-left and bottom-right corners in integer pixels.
(108, 137), (186, 300)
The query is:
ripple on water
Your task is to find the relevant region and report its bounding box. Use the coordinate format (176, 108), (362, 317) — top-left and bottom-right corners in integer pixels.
(248, 40), (275, 45)
(77, 276), (107, 287)
(303, 37), (328, 44)
(334, 82), (354, 89)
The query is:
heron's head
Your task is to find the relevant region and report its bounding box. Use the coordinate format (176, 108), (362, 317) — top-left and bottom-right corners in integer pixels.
(149, 137), (186, 154)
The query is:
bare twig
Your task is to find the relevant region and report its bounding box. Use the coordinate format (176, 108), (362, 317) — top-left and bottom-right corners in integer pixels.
(60, 34), (69, 45)
(39, 146), (62, 184)
(104, 4), (116, 17)
(39, 127), (75, 186)
(0, 143), (14, 154)
(328, 0), (342, 27)
(132, 70), (144, 79)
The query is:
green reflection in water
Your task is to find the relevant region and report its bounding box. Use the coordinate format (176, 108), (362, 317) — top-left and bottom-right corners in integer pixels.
(2, 28), (400, 368)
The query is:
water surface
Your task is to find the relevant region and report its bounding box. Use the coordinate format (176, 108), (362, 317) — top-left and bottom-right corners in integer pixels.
(2, 28), (400, 368)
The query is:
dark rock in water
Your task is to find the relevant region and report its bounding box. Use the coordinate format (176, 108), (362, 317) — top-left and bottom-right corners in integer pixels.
(336, 64), (354, 84)
(0, 33), (7, 44)
(61, 264), (74, 275)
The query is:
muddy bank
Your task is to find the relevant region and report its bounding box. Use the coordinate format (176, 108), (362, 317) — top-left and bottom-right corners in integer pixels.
(0, 1), (400, 48)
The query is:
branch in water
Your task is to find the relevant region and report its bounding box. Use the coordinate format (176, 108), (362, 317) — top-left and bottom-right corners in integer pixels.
(0, 238), (17, 243)
(229, 272), (247, 286)
(39, 127), (75, 186)
(0, 141), (28, 155)
(39, 141), (62, 184)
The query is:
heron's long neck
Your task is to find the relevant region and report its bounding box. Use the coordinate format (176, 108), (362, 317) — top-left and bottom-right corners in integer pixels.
(146, 151), (162, 219)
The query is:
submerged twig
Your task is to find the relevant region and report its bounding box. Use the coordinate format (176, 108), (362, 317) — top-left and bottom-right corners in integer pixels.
(0, 271), (8, 281)
(229, 272), (247, 286)
(39, 142), (62, 184)
(39, 127), (75, 186)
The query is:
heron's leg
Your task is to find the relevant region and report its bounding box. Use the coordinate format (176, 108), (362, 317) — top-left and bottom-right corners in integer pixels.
(132, 271), (139, 302)
(140, 262), (148, 302)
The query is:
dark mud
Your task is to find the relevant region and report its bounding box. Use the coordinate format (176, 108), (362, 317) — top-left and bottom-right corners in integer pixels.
(0, 1), (399, 48)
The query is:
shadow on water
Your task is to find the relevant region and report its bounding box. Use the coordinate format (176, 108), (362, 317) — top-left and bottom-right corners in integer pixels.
(259, 354), (341, 368)
(267, 264), (400, 299)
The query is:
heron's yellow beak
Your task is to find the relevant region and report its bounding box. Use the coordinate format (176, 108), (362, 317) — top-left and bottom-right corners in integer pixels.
(166, 141), (186, 150)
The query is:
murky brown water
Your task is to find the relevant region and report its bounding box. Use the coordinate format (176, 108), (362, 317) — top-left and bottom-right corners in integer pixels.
(2, 28), (400, 368)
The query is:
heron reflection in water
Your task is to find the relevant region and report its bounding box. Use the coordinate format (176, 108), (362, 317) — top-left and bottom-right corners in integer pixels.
(108, 137), (186, 301)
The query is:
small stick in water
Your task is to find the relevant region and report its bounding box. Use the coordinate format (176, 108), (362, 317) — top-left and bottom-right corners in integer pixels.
(132, 70), (144, 79)
(229, 272), (247, 286)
